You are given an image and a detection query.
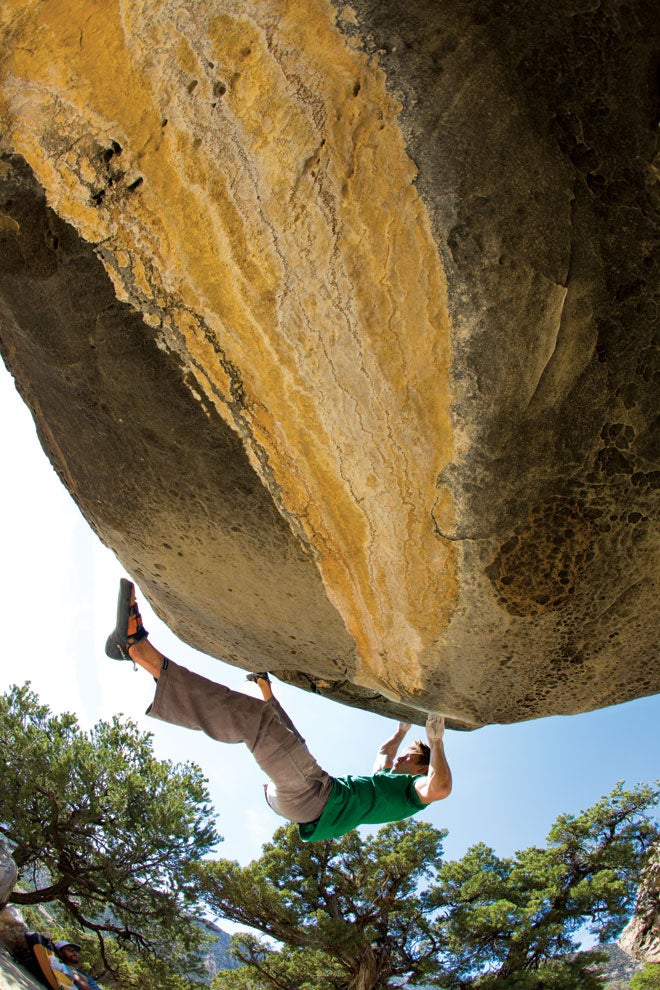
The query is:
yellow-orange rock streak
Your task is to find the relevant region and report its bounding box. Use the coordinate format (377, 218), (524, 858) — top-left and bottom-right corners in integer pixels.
(0, 0), (456, 697)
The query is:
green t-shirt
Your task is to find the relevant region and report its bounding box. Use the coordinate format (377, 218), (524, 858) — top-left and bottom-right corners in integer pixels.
(298, 770), (426, 842)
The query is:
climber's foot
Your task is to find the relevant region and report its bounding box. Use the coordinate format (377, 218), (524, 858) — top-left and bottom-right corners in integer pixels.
(247, 672), (273, 700)
(105, 578), (148, 661)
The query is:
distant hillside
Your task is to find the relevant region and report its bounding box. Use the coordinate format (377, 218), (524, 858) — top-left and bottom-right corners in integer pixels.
(601, 942), (641, 988)
(199, 920), (241, 978)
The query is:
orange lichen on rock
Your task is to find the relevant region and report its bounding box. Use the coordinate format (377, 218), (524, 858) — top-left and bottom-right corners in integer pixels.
(0, 0), (456, 697)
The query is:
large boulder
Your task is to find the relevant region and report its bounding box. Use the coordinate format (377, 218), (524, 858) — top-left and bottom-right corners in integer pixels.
(0, 0), (657, 727)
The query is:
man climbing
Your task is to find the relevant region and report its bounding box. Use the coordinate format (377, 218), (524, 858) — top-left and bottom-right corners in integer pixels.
(105, 579), (452, 842)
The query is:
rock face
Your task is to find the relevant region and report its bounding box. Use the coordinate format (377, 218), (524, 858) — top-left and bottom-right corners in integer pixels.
(0, 0), (657, 728)
(0, 948), (39, 990)
(0, 842), (16, 908)
(620, 846), (660, 965)
(0, 907), (27, 958)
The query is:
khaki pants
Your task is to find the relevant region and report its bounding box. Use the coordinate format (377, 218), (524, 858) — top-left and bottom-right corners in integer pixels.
(147, 659), (333, 823)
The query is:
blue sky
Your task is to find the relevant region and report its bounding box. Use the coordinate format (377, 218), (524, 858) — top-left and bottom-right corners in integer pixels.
(1, 357), (658, 872)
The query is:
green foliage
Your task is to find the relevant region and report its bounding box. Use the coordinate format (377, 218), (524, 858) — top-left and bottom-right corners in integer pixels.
(85, 935), (209, 990)
(19, 885), (211, 989)
(197, 784), (659, 990)
(630, 963), (660, 990)
(213, 934), (346, 989)
(471, 949), (610, 990)
(47, 924), (216, 990)
(200, 819), (447, 989)
(426, 782), (659, 989)
(0, 682), (220, 976)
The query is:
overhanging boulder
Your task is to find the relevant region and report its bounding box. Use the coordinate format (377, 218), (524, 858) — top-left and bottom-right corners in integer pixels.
(0, 0), (657, 727)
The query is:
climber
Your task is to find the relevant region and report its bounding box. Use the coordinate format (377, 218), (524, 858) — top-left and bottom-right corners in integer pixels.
(105, 579), (452, 842)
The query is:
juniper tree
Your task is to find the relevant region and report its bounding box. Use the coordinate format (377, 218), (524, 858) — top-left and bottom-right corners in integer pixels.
(200, 783), (659, 990)
(0, 682), (219, 973)
(427, 782), (659, 988)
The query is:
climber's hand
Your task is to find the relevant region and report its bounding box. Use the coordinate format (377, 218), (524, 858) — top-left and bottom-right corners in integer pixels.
(425, 713), (446, 744)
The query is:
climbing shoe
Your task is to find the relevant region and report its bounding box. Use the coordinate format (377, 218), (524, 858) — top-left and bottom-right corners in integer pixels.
(105, 578), (148, 661)
(246, 671), (271, 684)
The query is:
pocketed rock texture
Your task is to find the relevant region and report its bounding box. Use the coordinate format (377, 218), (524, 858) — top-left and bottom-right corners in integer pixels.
(0, 0), (657, 728)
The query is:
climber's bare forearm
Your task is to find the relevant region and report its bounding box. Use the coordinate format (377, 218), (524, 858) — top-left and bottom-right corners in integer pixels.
(373, 721), (411, 772)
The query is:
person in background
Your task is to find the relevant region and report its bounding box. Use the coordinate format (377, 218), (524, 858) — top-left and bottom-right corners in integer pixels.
(0, 905), (56, 988)
(49, 940), (103, 990)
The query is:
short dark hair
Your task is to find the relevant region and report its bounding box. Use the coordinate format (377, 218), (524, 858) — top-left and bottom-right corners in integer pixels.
(410, 739), (430, 770)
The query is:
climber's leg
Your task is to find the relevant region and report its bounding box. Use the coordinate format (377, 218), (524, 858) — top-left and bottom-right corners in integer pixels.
(145, 657), (332, 822)
(107, 578), (332, 822)
(247, 672), (306, 743)
(127, 637), (164, 678)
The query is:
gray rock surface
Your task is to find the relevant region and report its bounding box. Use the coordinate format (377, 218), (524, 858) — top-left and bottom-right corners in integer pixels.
(0, 949), (38, 990)
(0, 844), (16, 908)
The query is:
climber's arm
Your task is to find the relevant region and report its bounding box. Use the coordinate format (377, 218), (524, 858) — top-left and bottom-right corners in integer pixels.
(372, 721), (411, 772)
(414, 714), (452, 805)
